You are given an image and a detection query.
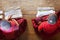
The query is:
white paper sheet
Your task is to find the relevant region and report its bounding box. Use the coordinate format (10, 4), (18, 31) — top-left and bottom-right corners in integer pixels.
(5, 8), (22, 20)
(0, 15), (3, 19)
(0, 10), (3, 19)
(36, 7), (55, 17)
(0, 10), (3, 14)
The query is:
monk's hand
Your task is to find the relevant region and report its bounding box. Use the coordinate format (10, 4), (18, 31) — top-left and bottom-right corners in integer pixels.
(12, 19), (19, 26)
(38, 21), (41, 25)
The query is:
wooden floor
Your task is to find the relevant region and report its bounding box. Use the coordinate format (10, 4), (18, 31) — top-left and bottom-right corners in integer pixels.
(19, 14), (41, 40)
(15, 14), (60, 40)
(1, 0), (60, 40)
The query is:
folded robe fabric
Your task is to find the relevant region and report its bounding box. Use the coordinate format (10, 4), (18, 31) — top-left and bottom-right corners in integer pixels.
(32, 15), (48, 29)
(38, 21), (58, 34)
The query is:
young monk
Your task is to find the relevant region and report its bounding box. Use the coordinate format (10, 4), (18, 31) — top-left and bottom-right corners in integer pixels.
(38, 13), (59, 34)
(0, 14), (19, 32)
(0, 14), (20, 39)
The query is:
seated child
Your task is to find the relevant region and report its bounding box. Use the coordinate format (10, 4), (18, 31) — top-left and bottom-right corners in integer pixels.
(38, 13), (59, 34)
(0, 15), (19, 32)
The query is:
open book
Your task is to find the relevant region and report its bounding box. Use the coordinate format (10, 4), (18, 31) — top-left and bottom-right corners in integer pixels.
(36, 7), (55, 17)
(0, 10), (3, 19)
(0, 8), (22, 20)
(5, 8), (23, 20)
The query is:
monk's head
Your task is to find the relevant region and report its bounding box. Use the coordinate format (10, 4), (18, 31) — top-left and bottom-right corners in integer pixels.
(0, 20), (11, 31)
(48, 14), (57, 24)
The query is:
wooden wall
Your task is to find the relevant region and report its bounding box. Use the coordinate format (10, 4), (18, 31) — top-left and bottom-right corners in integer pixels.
(0, 0), (60, 40)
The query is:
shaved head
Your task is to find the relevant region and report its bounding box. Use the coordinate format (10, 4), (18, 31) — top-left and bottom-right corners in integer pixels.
(0, 20), (11, 30)
(48, 14), (57, 24)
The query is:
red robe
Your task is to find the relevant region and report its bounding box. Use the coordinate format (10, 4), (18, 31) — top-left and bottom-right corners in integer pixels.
(0, 20), (19, 39)
(38, 11), (60, 34)
(38, 21), (59, 34)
